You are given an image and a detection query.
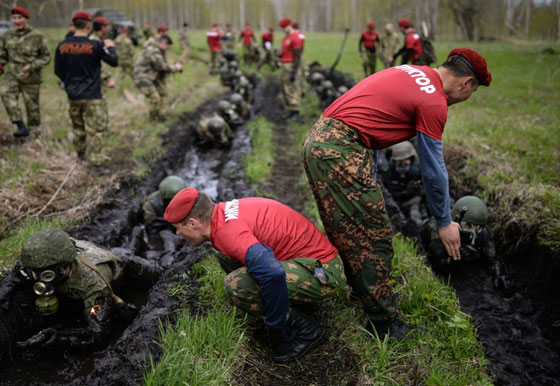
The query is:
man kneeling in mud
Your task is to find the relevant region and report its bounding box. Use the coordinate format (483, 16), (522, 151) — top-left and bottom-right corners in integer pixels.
(164, 188), (349, 362)
(3, 228), (160, 352)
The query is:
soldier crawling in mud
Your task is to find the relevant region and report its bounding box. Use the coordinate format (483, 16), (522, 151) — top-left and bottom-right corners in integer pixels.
(421, 196), (506, 288)
(233, 72), (254, 104)
(230, 92), (251, 120)
(217, 99), (244, 127)
(3, 228), (160, 353)
(196, 115), (232, 147)
(0, 6), (50, 138)
(379, 140), (428, 235)
(143, 175), (187, 232)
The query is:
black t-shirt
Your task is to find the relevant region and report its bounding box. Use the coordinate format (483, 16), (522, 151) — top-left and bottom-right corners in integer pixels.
(54, 35), (118, 100)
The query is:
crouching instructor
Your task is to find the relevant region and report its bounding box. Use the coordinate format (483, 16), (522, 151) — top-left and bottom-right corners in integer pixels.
(303, 48), (491, 338)
(164, 188), (348, 362)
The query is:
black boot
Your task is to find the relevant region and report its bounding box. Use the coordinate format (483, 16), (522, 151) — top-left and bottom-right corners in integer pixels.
(12, 121), (30, 138)
(368, 318), (415, 340)
(286, 308), (324, 344)
(270, 309), (324, 362)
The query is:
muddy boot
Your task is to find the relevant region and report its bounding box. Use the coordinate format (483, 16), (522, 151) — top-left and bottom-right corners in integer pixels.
(270, 309), (324, 362)
(286, 308), (324, 345)
(368, 318), (416, 340)
(12, 121), (30, 138)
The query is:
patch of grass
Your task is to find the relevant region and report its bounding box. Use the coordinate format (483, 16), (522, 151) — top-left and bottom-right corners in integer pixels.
(144, 257), (247, 386)
(243, 116), (275, 183)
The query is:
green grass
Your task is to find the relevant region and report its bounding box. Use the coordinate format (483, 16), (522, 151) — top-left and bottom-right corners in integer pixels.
(144, 257), (247, 386)
(243, 116), (275, 183)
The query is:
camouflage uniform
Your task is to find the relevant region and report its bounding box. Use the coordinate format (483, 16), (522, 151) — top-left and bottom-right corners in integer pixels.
(133, 44), (179, 121)
(196, 114), (232, 145)
(379, 33), (402, 68)
(280, 62), (302, 112)
(223, 29), (235, 50)
(69, 99), (108, 165)
(143, 28), (154, 41)
(179, 28), (190, 60)
(302, 115), (397, 322)
(88, 33), (110, 129)
(142, 191), (165, 226)
(115, 33), (134, 83)
(221, 254), (347, 317)
(0, 26), (50, 126)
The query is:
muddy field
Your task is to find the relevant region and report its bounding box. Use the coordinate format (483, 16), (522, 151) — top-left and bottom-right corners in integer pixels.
(0, 73), (559, 385)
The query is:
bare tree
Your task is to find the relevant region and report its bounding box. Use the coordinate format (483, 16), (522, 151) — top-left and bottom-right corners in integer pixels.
(448, 0), (482, 41)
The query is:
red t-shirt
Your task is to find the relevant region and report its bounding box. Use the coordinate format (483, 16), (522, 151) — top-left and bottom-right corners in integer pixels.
(241, 28), (254, 44)
(360, 30), (379, 49)
(210, 198), (338, 265)
(279, 32), (302, 63)
(262, 32), (273, 43)
(406, 29), (423, 62)
(206, 28), (222, 52)
(323, 65), (448, 150)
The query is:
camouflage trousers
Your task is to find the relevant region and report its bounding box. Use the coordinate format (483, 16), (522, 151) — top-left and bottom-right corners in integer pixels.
(68, 99), (107, 166)
(361, 49), (377, 76)
(221, 254), (348, 317)
(242, 43), (252, 63)
(180, 45), (190, 61)
(0, 73), (41, 126)
(258, 50), (276, 70)
(280, 62), (302, 112)
(116, 63), (134, 83)
(209, 50), (221, 74)
(302, 115), (397, 321)
(138, 83), (167, 121)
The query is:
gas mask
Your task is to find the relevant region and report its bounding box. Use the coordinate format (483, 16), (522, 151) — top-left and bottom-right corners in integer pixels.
(20, 264), (70, 315)
(394, 160), (412, 179)
(460, 222), (483, 246)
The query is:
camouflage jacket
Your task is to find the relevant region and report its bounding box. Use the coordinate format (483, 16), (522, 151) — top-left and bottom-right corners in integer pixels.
(133, 44), (178, 87)
(0, 26), (50, 84)
(143, 28), (154, 40)
(115, 34), (134, 66)
(89, 33), (112, 85)
(142, 190), (164, 225)
(179, 29), (190, 47)
(379, 33), (402, 60)
(143, 36), (156, 49)
(56, 239), (123, 311)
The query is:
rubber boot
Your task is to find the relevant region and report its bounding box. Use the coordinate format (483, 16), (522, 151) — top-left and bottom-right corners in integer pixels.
(270, 309), (324, 362)
(13, 121), (30, 138)
(270, 324), (297, 362)
(286, 308), (324, 346)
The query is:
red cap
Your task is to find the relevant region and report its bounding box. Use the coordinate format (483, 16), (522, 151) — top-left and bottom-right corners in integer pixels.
(212, 22), (218, 27)
(164, 188), (200, 224)
(367, 22), (375, 30)
(447, 48), (492, 86)
(278, 18), (291, 28)
(225, 23), (231, 28)
(398, 18), (412, 28)
(269, 27), (274, 32)
(11, 7), (29, 19)
(72, 11), (92, 22)
(292, 21), (299, 29)
(157, 24), (169, 32)
(93, 16), (109, 25)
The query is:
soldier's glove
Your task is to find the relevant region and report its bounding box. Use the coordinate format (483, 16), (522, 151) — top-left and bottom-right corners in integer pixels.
(16, 327), (58, 349)
(0, 64), (4, 76)
(289, 70), (296, 82)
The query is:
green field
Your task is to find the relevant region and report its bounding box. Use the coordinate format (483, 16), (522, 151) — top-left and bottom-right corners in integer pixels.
(0, 28), (558, 384)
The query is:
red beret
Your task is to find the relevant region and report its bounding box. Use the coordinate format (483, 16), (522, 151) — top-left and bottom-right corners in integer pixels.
(93, 17), (109, 25)
(212, 22), (218, 27)
(225, 23), (231, 28)
(269, 27), (274, 32)
(11, 7), (29, 19)
(278, 18), (291, 28)
(367, 22), (375, 30)
(157, 24), (169, 32)
(447, 48), (492, 87)
(292, 21), (299, 29)
(72, 11), (92, 22)
(164, 188), (200, 224)
(398, 18), (412, 28)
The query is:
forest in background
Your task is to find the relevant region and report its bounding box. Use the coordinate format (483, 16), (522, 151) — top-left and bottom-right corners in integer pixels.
(0, 0), (559, 42)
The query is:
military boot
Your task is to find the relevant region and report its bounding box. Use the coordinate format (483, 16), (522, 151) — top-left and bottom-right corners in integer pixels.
(13, 121), (30, 138)
(368, 318), (416, 340)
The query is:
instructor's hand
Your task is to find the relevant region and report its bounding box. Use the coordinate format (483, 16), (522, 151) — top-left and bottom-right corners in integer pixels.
(438, 222), (461, 261)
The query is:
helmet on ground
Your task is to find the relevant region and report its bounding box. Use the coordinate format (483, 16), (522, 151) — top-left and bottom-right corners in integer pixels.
(230, 93), (243, 106)
(229, 60), (238, 69)
(390, 141), (417, 161)
(452, 196), (489, 226)
(239, 76), (249, 87)
(159, 176), (187, 201)
(218, 100), (232, 113)
(21, 228), (76, 270)
(208, 117), (226, 135)
(234, 70), (243, 77)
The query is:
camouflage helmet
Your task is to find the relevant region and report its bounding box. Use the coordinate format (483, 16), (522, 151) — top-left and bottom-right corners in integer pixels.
(21, 228), (76, 270)
(234, 70), (243, 77)
(159, 176), (187, 201)
(310, 72), (324, 84)
(322, 80), (334, 89)
(218, 100), (232, 113)
(390, 141), (417, 161)
(229, 60), (238, 69)
(208, 117), (226, 135)
(337, 86), (348, 94)
(230, 93), (243, 106)
(239, 76), (250, 87)
(452, 196), (489, 226)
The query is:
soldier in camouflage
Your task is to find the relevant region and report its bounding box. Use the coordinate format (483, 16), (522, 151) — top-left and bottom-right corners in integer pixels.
(379, 23), (402, 69)
(115, 26), (134, 84)
(14, 228), (160, 350)
(196, 115), (232, 146)
(229, 92), (250, 120)
(144, 24), (168, 49)
(0, 7), (50, 137)
(179, 23), (191, 61)
(223, 24), (235, 50)
(277, 18), (303, 122)
(133, 35), (182, 122)
(143, 175), (187, 231)
(217, 99), (243, 127)
(164, 188), (349, 362)
(143, 20), (154, 41)
(89, 17), (116, 91)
